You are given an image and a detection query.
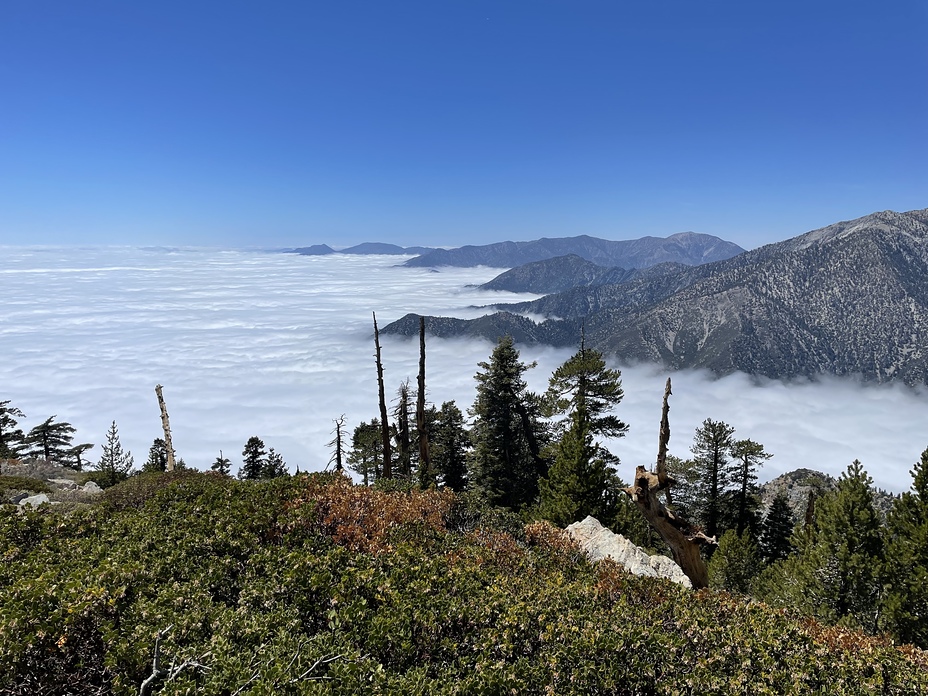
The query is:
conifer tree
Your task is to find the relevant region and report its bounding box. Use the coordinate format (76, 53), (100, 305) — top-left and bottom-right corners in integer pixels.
(729, 438), (771, 535)
(347, 420), (382, 486)
(0, 400), (26, 459)
(211, 450), (231, 476)
(240, 436), (267, 480)
(262, 448), (287, 479)
(770, 460), (885, 632)
(430, 402), (468, 491)
(95, 421), (134, 488)
(759, 491), (795, 563)
(65, 443), (94, 471)
(393, 381), (413, 478)
(537, 344), (627, 526)
(708, 528), (762, 594)
(143, 438), (169, 473)
(468, 336), (548, 511)
(883, 447), (928, 647)
(23, 416), (76, 463)
(690, 419), (736, 540)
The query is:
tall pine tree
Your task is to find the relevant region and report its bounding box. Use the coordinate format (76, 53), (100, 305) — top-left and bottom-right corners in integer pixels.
(759, 491), (795, 563)
(95, 421), (134, 488)
(468, 336), (547, 511)
(690, 419), (736, 540)
(431, 402), (469, 491)
(0, 400), (26, 459)
(23, 416), (76, 463)
(240, 436), (267, 480)
(537, 344), (627, 526)
(729, 438), (771, 535)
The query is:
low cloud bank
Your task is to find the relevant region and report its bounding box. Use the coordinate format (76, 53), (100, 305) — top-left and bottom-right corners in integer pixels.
(1, 247), (924, 491)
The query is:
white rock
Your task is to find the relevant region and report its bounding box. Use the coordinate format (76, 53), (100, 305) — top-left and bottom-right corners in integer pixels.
(18, 493), (50, 508)
(566, 516), (692, 589)
(81, 481), (103, 494)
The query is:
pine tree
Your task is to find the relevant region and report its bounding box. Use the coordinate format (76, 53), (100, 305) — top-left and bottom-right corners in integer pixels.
(240, 436), (267, 480)
(347, 420), (382, 486)
(431, 402), (469, 491)
(211, 450), (231, 476)
(883, 447), (928, 647)
(690, 419), (736, 540)
(65, 443), (94, 471)
(95, 421), (134, 488)
(23, 416), (76, 463)
(143, 438), (169, 472)
(537, 344), (627, 526)
(262, 448), (287, 479)
(770, 460), (885, 632)
(759, 491), (795, 563)
(392, 381), (413, 478)
(665, 455), (701, 520)
(729, 438), (771, 535)
(708, 528), (762, 594)
(0, 400), (26, 459)
(468, 336), (548, 511)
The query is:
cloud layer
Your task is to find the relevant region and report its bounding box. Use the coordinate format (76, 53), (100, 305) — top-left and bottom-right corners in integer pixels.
(1, 247), (925, 492)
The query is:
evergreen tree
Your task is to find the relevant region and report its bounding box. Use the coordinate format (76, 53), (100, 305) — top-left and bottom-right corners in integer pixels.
(211, 450), (231, 476)
(95, 421), (134, 488)
(240, 436), (267, 480)
(262, 447), (288, 479)
(665, 454), (701, 520)
(347, 420), (382, 486)
(759, 491), (795, 563)
(65, 443), (94, 471)
(768, 460), (885, 632)
(23, 416), (76, 463)
(537, 345), (627, 526)
(392, 381), (413, 478)
(431, 402), (469, 491)
(729, 438), (771, 535)
(883, 447), (928, 647)
(468, 336), (548, 511)
(0, 400), (26, 459)
(143, 438), (169, 473)
(690, 419), (736, 540)
(708, 528), (762, 594)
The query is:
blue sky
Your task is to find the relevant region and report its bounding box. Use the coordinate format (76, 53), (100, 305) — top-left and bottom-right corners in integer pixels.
(1, 1), (925, 249)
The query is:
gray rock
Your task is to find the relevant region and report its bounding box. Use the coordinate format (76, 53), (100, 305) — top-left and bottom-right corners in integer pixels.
(48, 477), (79, 489)
(81, 481), (103, 494)
(566, 516), (692, 589)
(18, 493), (50, 508)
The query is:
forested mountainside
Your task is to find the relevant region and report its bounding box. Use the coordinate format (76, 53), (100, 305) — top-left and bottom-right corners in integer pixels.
(477, 254), (688, 294)
(385, 209), (928, 385)
(403, 231), (745, 269)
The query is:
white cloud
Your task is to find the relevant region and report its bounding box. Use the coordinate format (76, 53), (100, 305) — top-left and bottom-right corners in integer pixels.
(1, 247), (925, 492)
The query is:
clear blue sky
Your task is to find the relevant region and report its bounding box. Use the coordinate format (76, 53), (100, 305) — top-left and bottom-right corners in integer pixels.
(1, 1), (925, 249)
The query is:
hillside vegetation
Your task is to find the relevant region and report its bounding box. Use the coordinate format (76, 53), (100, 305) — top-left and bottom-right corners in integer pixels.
(2, 472), (926, 696)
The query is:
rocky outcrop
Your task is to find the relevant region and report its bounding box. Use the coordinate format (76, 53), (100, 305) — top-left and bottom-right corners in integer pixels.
(566, 516), (692, 588)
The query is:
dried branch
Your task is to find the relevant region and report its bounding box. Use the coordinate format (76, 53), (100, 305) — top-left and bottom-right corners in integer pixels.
(138, 626), (210, 696)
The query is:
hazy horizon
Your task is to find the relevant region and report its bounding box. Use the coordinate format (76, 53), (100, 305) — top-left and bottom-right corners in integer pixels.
(2, 247), (926, 493)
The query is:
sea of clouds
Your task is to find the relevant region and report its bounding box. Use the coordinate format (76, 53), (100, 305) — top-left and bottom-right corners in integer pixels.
(2, 246), (926, 492)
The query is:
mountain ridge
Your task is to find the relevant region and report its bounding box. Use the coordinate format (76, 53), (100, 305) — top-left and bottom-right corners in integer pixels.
(383, 208), (928, 385)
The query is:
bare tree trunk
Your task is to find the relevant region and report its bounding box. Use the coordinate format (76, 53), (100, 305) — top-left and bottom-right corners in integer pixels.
(328, 415), (346, 472)
(372, 312), (392, 479)
(154, 384), (177, 473)
(624, 378), (713, 588)
(416, 316), (432, 486)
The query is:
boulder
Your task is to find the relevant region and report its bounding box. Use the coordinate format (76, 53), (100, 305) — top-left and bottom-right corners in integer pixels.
(566, 516), (692, 589)
(48, 477), (78, 489)
(81, 481), (103, 494)
(18, 493), (50, 508)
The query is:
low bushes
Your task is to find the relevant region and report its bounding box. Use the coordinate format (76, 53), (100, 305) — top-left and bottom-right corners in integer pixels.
(0, 473), (925, 695)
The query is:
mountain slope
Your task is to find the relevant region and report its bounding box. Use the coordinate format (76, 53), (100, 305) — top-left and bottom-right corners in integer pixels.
(404, 232), (745, 269)
(384, 209), (928, 385)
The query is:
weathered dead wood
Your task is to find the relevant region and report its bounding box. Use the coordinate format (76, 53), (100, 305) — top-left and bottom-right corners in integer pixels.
(624, 378), (713, 588)
(372, 312), (392, 479)
(154, 385), (177, 473)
